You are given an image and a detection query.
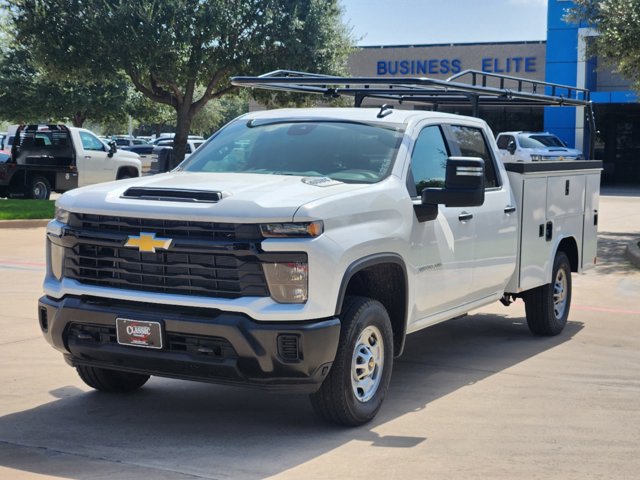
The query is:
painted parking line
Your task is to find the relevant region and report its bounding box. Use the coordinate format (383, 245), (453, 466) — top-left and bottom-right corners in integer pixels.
(573, 305), (640, 316)
(0, 259), (46, 272)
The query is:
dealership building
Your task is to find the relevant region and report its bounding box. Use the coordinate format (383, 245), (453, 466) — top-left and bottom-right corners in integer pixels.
(347, 0), (639, 184)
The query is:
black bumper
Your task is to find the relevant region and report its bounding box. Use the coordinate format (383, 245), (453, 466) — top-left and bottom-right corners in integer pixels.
(38, 295), (341, 394)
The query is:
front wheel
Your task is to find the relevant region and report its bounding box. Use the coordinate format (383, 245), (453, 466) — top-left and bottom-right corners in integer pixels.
(523, 251), (572, 336)
(77, 365), (149, 393)
(310, 296), (393, 426)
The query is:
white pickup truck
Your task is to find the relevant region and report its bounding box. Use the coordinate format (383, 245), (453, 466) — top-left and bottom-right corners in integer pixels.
(38, 73), (602, 426)
(0, 124), (141, 199)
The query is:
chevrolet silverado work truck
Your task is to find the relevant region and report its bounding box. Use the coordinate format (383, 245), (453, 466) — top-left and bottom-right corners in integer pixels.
(0, 124), (141, 200)
(38, 72), (601, 426)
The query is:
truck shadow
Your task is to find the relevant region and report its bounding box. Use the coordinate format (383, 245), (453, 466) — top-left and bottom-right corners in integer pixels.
(595, 230), (639, 275)
(0, 312), (583, 479)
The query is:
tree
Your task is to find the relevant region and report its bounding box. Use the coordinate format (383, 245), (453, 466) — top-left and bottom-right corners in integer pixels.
(8, 0), (353, 162)
(0, 47), (130, 127)
(567, 0), (640, 92)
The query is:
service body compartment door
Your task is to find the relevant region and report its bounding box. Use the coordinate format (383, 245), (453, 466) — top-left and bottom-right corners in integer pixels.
(582, 173), (600, 269)
(518, 177), (550, 291)
(547, 175), (585, 219)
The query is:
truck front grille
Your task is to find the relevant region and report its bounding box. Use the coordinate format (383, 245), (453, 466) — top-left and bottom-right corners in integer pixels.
(64, 242), (269, 299)
(69, 213), (263, 241)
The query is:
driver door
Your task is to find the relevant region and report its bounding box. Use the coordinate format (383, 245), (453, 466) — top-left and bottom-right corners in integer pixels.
(78, 131), (113, 186)
(407, 123), (475, 325)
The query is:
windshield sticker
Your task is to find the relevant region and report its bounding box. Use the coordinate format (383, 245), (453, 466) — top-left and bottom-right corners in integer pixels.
(302, 177), (344, 187)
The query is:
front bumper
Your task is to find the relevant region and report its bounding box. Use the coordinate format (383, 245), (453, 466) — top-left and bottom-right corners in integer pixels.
(38, 295), (340, 394)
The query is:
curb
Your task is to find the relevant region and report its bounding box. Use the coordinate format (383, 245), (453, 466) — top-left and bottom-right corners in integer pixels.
(0, 219), (50, 229)
(625, 239), (640, 269)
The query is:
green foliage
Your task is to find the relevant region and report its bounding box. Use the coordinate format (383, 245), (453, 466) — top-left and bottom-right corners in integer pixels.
(0, 47), (130, 126)
(0, 199), (55, 219)
(567, 0), (640, 92)
(191, 93), (250, 137)
(7, 0), (354, 161)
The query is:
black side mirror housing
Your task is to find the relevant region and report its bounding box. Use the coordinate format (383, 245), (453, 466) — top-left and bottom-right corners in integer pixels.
(107, 141), (117, 157)
(422, 157), (485, 209)
(507, 140), (516, 155)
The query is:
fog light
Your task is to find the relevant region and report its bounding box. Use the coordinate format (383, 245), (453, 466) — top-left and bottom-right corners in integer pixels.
(263, 262), (308, 303)
(50, 241), (64, 280)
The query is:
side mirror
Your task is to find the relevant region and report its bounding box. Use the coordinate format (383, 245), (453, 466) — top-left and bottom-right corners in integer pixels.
(107, 141), (117, 157)
(507, 141), (516, 155)
(422, 157), (485, 208)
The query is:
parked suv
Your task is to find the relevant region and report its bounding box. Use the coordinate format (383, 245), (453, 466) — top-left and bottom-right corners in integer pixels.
(496, 131), (583, 162)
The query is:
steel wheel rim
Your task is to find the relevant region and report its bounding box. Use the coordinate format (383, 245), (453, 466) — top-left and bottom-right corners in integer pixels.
(553, 268), (568, 319)
(33, 181), (47, 199)
(351, 325), (384, 403)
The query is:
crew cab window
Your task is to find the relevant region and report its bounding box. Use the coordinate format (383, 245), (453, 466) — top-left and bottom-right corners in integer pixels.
(181, 119), (404, 184)
(80, 131), (106, 152)
(409, 126), (449, 196)
(450, 126), (499, 188)
(496, 135), (514, 149)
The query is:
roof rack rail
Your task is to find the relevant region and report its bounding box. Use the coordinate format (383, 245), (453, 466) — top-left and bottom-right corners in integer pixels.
(231, 69), (596, 159)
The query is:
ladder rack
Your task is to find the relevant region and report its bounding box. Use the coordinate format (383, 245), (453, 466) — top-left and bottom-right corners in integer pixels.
(231, 69), (596, 158)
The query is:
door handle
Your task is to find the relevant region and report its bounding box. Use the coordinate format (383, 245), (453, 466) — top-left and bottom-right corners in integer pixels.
(458, 212), (473, 222)
(84, 155), (91, 159)
(504, 205), (516, 214)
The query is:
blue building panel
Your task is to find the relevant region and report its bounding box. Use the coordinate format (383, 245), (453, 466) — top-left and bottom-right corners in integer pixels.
(545, 29), (578, 63)
(545, 62), (577, 86)
(544, 107), (576, 128)
(591, 92), (611, 103)
(610, 91), (638, 103)
(547, 1), (575, 30)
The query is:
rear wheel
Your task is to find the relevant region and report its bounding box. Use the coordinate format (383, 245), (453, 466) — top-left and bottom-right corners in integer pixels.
(29, 176), (51, 200)
(524, 251), (572, 336)
(310, 296), (393, 426)
(77, 365), (149, 393)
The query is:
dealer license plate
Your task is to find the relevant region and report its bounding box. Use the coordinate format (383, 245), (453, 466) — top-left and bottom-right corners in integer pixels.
(116, 318), (163, 349)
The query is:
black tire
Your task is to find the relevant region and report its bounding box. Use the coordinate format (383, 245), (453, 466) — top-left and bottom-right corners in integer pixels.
(116, 169), (137, 180)
(524, 251), (572, 336)
(77, 365), (149, 393)
(310, 296), (394, 426)
(29, 176), (51, 200)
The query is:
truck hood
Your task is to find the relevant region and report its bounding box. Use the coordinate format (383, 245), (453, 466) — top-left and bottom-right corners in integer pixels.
(115, 149), (140, 160)
(525, 147), (582, 157)
(57, 171), (370, 222)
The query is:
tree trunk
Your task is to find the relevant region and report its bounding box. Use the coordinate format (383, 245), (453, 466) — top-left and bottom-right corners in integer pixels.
(172, 104), (194, 165)
(72, 112), (86, 127)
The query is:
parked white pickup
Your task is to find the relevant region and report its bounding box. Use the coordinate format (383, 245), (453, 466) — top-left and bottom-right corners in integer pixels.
(1, 124), (141, 199)
(40, 106), (601, 426)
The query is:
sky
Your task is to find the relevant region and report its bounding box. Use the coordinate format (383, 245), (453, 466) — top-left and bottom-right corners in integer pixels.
(340, 0), (549, 46)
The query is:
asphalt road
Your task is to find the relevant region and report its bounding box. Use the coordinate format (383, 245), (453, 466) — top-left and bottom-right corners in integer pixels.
(0, 190), (639, 480)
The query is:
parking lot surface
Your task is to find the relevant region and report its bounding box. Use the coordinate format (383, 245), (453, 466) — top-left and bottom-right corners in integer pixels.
(1, 191), (639, 479)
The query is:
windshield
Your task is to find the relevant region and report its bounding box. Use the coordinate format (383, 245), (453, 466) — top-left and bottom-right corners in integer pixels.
(518, 134), (566, 148)
(180, 119), (405, 184)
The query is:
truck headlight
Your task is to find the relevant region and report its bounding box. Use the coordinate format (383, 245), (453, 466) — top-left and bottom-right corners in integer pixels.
(260, 221), (323, 238)
(263, 262), (308, 303)
(530, 154), (543, 161)
(55, 207), (70, 224)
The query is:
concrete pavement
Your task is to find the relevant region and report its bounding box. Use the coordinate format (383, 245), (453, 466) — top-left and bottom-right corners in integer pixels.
(0, 191), (639, 479)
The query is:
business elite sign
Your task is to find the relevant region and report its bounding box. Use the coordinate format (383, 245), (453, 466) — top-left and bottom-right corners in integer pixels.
(348, 42), (545, 80)
(376, 56), (538, 75)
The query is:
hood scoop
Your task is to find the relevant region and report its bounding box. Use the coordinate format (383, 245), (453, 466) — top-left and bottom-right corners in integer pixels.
(121, 187), (221, 203)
